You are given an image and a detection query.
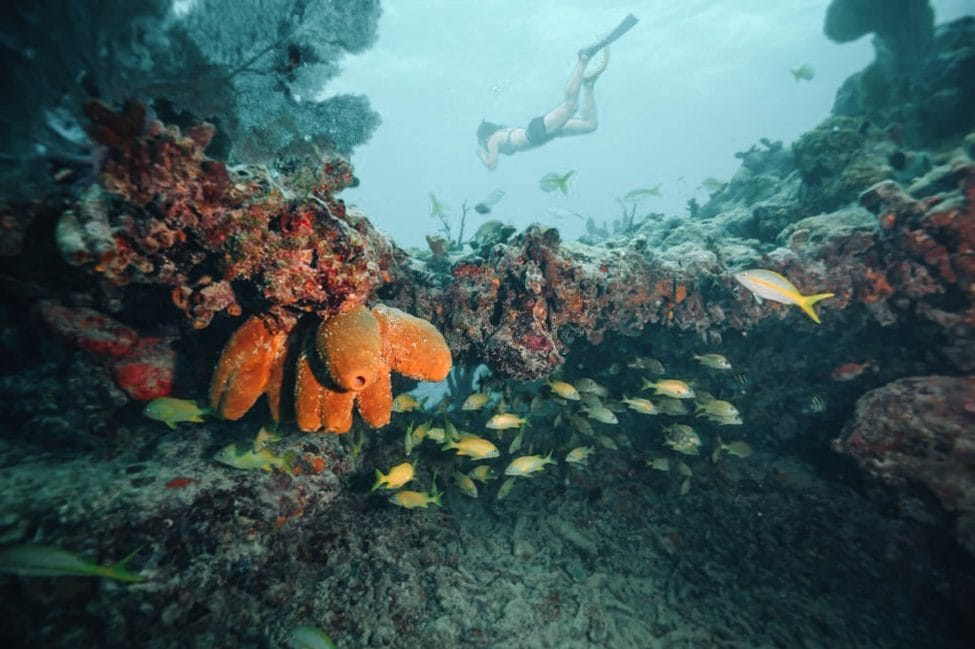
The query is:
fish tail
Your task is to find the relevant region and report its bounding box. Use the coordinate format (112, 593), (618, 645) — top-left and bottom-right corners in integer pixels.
(371, 469), (385, 492)
(102, 545), (146, 582)
(281, 451), (297, 473)
(797, 292), (834, 324)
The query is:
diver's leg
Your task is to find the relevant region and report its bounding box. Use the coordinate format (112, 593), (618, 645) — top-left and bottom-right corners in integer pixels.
(558, 80), (597, 135)
(583, 46), (609, 82)
(542, 55), (589, 132)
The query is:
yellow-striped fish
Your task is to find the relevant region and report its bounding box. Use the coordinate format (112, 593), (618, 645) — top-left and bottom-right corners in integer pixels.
(734, 269), (834, 324)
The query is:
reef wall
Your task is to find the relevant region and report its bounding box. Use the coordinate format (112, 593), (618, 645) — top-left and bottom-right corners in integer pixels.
(1, 0), (973, 563)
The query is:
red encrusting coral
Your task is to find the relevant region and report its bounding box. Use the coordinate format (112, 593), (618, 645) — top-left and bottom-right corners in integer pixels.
(38, 301), (175, 400)
(67, 101), (407, 330)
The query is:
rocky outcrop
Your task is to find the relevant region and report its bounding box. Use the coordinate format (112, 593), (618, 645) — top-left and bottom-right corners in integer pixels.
(834, 375), (975, 553)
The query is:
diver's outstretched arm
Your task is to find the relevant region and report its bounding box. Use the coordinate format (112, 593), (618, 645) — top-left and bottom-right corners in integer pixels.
(477, 136), (500, 170)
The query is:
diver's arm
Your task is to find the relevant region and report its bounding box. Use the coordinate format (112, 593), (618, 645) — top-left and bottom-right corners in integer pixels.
(477, 138), (499, 170)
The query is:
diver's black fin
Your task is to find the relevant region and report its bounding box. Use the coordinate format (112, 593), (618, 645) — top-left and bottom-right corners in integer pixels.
(579, 13), (638, 59)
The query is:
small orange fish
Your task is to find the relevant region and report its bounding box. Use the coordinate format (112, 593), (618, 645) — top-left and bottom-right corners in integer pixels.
(831, 362), (872, 381)
(165, 476), (195, 489)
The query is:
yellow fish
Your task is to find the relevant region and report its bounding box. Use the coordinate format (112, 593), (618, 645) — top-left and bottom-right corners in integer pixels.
(583, 404), (618, 424)
(539, 170), (575, 196)
(497, 477), (517, 500)
(628, 356), (665, 374)
(452, 471), (479, 497)
(645, 456), (670, 472)
(442, 434), (500, 460)
(712, 437), (753, 462)
(290, 625), (337, 649)
(412, 420), (433, 441)
(214, 443), (291, 471)
(507, 428), (525, 454)
(656, 397), (689, 416)
(621, 396), (658, 415)
(693, 353), (731, 370)
(790, 63), (815, 82)
(143, 397), (209, 429)
(565, 446), (594, 465)
(663, 424), (701, 455)
(642, 379), (695, 399)
(0, 544), (145, 582)
(443, 417), (461, 443)
(429, 193), (448, 219)
(389, 488), (442, 509)
(392, 393), (424, 413)
(468, 465), (495, 483)
(701, 413), (744, 426)
(572, 378), (608, 397)
(505, 452), (556, 477)
(734, 269), (834, 324)
(570, 414), (595, 436)
(623, 184), (662, 201)
(404, 422), (417, 455)
(461, 392), (490, 411)
(486, 413), (526, 430)
(372, 462), (415, 491)
(425, 427), (447, 443)
(252, 425), (281, 452)
(695, 400), (739, 419)
(546, 379), (581, 400)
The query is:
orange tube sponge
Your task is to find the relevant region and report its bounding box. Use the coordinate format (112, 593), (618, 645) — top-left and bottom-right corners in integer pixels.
(263, 339), (289, 422)
(294, 349), (355, 433)
(372, 304), (452, 382)
(316, 305), (382, 391)
(355, 360), (393, 428)
(210, 316), (288, 420)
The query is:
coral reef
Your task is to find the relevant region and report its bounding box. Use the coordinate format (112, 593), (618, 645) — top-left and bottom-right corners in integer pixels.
(1, 1), (974, 645)
(63, 101), (404, 330)
(834, 375), (975, 554)
(826, 0), (975, 144)
(0, 0), (382, 199)
(211, 305), (451, 433)
(428, 149), (975, 380)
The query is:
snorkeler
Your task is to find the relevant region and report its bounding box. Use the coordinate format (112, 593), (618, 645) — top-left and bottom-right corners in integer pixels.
(476, 13), (637, 170)
(476, 49), (609, 170)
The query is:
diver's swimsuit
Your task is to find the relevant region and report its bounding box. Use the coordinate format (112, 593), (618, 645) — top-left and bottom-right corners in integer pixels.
(496, 128), (518, 155)
(525, 115), (554, 146)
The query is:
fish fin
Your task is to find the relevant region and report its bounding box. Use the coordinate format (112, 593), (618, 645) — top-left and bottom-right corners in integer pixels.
(165, 420), (177, 430)
(371, 469), (384, 492)
(189, 416), (205, 423)
(797, 292), (834, 324)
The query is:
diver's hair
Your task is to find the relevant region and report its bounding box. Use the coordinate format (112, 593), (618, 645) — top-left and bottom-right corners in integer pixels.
(477, 120), (503, 145)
